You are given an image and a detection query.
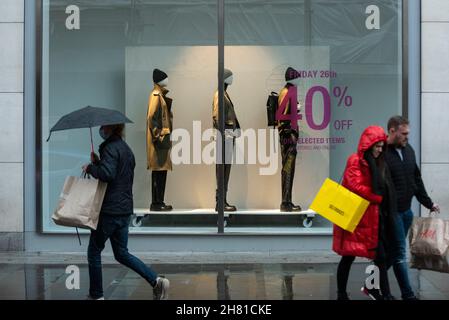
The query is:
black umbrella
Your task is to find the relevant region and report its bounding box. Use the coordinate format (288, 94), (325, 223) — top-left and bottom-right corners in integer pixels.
(47, 106), (134, 152)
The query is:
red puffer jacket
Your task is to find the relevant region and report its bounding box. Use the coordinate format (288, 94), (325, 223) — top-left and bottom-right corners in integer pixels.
(332, 126), (387, 259)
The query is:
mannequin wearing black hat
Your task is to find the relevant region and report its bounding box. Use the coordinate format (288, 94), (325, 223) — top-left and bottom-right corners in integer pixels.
(213, 69), (241, 212)
(147, 68), (174, 211)
(277, 67), (302, 212)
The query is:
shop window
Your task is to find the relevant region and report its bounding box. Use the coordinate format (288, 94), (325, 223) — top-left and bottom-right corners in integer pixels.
(40, 0), (402, 233)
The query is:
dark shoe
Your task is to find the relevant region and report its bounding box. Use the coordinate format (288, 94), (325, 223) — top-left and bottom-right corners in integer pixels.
(280, 202), (301, 212)
(337, 292), (350, 300)
(153, 276), (170, 300)
(361, 286), (383, 300)
(150, 203), (173, 212)
(216, 203), (237, 212)
(383, 294), (397, 301)
(225, 202), (237, 212)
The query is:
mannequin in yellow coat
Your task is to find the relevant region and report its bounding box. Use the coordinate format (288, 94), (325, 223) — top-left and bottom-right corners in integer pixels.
(147, 68), (173, 211)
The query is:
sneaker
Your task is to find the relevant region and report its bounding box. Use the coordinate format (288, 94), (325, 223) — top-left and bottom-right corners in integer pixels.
(153, 277), (170, 300)
(361, 286), (383, 300)
(403, 295), (419, 301)
(383, 294), (397, 301)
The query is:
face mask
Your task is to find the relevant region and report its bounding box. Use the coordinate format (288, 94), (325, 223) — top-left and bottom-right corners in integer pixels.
(224, 75), (233, 85)
(99, 128), (111, 140)
(158, 78), (169, 87)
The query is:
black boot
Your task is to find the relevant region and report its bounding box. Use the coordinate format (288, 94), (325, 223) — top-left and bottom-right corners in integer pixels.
(280, 166), (301, 212)
(216, 203), (237, 212)
(280, 149), (301, 212)
(215, 191), (237, 212)
(151, 174), (158, 208)
(288, 158), (301, 212)
(159, 170), (173, 211)
(224, 195), (237, 212)
(150, 171), (172, 212)
(280, 202), (301, 212)
(150, 171), (160, 211)
(215, 163), (236, 212)
(151, 202), (173, 212)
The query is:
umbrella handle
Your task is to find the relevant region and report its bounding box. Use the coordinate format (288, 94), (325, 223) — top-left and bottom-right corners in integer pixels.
(90, 127), (94, 155)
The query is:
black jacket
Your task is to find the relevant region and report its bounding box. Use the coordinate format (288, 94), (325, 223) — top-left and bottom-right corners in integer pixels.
(384, 143), (433, 212)
(87, 135), (135, 216)
(365, 151), (397, 249)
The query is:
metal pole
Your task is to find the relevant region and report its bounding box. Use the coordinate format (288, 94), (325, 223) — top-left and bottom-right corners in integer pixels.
(217, 0), (225, 233)
(406, 0), (422, 218)
(34, 0), (43, 233)
(90, 127), (94, 154)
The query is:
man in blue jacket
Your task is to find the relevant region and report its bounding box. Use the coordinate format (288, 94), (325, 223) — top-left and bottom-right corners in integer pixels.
(385, 116), (440, 300)
(83, 124), (169, 300)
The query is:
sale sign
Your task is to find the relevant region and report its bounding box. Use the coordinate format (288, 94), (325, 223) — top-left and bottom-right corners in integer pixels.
(277, 76), (354, 133)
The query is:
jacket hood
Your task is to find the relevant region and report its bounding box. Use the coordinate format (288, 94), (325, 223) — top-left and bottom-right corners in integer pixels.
(357, 126), (387, 156)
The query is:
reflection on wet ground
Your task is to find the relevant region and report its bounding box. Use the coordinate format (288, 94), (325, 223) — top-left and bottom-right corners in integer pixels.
(0, 263), (448, 300)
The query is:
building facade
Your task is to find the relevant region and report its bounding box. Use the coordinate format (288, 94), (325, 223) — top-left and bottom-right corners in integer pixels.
(0, 0), (447, 253)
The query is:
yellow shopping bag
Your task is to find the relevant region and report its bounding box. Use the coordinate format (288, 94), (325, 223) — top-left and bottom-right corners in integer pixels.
(310, 178), (370, 233)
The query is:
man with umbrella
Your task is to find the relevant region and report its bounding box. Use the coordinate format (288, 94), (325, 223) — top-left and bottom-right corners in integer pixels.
(49, 106), (170, 300)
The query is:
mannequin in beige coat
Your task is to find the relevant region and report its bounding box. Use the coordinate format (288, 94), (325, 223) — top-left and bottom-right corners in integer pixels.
(213, 68), (241, 212)
(147, 69), (173, 211)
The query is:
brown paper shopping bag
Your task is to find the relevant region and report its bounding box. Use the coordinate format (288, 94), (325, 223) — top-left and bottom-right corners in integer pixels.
(410, 216), (449, 274)
(52, 176), (107, 230)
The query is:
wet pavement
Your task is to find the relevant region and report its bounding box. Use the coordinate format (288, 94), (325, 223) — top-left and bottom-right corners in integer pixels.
(0, 260), (448, 300)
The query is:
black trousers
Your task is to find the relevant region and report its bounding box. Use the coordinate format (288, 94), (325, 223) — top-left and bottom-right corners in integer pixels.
(216, 138), (234, 202)
(216, 164), (232, 199)
(337, 240), (391, 296)
(280, 130), (298, 204)
(151, 170), (167, 205)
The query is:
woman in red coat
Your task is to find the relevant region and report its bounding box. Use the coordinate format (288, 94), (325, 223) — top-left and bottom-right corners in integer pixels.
(333, 126), (395, 300)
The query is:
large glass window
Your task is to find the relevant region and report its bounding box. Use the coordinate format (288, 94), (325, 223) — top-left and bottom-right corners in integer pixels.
(40, 0), (402, 233)
(222, 0), (402, 230)
(41, 0), (219, 232)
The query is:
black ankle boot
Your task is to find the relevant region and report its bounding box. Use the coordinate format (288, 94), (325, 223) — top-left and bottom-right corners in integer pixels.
(215, 202), (237, 212)
(150, 203), (173, 212)
(215, 191), (237, 212)
(280, 202), (301, 212)
(224, 201), (237, 212)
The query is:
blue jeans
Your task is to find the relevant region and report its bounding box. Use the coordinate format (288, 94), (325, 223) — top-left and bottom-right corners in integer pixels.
(388, 209), (415, 299)
(88, 215), (158, 299)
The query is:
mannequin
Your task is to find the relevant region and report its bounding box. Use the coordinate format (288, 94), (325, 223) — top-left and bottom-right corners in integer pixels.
(147, 68), (173, 211)
(277, 67), (302, 212)
(213, 68), (241, 212)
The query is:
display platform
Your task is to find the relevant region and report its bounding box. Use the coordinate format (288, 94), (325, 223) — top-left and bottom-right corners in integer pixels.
(132, 209), (317, 228)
